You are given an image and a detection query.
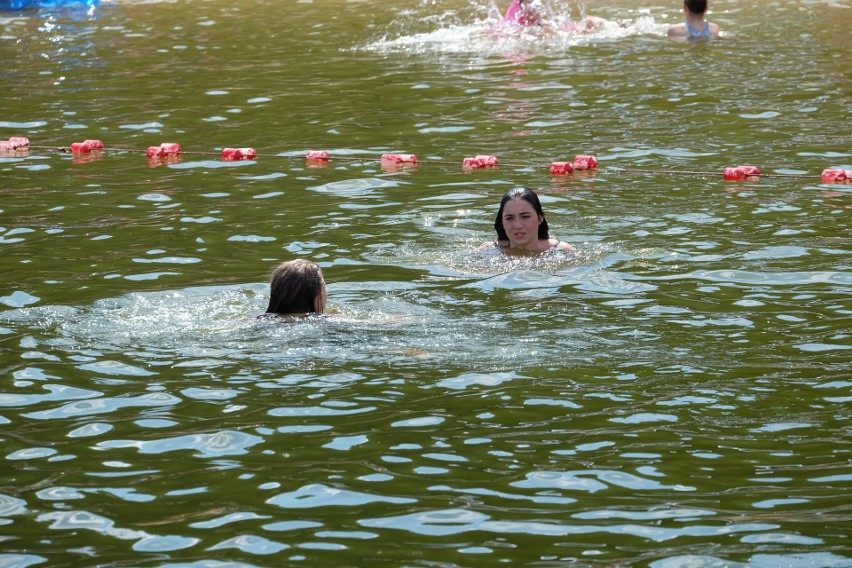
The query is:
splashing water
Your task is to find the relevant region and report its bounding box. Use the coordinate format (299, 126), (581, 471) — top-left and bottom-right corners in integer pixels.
(362, 0), (667, 56)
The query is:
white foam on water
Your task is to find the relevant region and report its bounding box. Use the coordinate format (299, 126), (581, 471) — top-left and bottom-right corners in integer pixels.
(360, 1), (667, 58)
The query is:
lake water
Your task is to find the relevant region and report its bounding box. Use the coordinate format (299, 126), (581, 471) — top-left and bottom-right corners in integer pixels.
(1, 0), (851, 566)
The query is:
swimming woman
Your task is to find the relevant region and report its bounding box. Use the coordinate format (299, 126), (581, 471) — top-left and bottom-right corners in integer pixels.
(263, 259), (327, 317)
(667, 0), (720, 39)
(484, 187), (575, 255)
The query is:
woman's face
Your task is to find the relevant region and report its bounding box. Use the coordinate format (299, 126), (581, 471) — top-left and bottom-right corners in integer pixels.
(501, 198), (542, 249)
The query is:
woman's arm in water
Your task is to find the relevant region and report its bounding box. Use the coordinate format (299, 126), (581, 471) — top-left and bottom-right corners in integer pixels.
(551, 239), (576, 252)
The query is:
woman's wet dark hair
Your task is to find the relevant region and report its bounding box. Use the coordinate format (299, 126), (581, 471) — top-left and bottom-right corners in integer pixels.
(684, 0), (707, 15)
(494, 187), (550, 241)
(265, 259), (324, 314)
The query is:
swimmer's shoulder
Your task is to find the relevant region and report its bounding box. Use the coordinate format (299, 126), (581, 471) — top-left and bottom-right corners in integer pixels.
(668, 22), (721, 38)
(478, 240), (509, 251)
(667, 22), (689, 37)
(256, 312), (328, 322)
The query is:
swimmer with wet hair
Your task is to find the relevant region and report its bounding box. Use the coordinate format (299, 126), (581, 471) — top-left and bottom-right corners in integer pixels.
(484, 187), (576, 255)
(667, 0), (720, 38)
(264, 259), (327, 316)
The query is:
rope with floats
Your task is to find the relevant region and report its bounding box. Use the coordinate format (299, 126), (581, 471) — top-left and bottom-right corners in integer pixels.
(1, 136), (848, 183)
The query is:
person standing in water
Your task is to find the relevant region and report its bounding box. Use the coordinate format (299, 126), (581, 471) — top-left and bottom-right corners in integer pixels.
(667, 0), (720, 39)
(484, 187), (576, 255)
(263, 259), (327, 317)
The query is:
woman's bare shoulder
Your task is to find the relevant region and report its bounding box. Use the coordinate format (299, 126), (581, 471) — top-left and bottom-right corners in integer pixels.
(478, 240), (510, 251)
(667, 22), (688, 37)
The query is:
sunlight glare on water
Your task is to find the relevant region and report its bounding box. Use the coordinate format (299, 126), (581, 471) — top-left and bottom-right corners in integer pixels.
(0, 0), (850, 565)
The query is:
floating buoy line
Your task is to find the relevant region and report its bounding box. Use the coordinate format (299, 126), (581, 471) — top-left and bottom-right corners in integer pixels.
(1, 136), (849, 183)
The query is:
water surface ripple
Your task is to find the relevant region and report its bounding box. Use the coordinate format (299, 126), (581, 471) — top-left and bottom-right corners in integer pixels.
(1, 0), (850, 566)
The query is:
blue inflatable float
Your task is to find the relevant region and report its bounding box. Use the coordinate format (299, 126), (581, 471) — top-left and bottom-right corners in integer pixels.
(0, 0), (98, 9)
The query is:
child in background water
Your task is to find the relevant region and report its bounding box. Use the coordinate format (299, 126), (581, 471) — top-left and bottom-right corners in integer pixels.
(667, 0), (720, 38)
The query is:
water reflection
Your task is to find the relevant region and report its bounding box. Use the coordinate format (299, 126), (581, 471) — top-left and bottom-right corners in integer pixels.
(1, 0), (851, 565)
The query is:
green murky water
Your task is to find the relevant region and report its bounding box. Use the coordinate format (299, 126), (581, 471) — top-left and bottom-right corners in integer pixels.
(1, 0), (850, 565)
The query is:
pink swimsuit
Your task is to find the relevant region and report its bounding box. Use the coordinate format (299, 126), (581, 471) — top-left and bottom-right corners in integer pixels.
(502, 0), (521, 23)
(502, 0), (539, 26)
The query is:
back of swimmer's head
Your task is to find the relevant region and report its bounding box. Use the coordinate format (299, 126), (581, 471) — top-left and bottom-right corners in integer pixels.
(266, 259), (326, 315)
(684, 0), (708, 15)
(494, 186), (550, 241)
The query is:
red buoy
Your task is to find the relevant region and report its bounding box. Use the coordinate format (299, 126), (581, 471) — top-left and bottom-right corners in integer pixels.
(306, 150), (329, 162)
(381, 153), (417, 164)
(736, 165), (760, 176)
(146, 143), (180, 158)
(69, 141), (94, 153)
(549, 161), (574, 175)
(821, 169), (848, 183)
(8, 137), (30, 149)
(222, 148), (257, 161)
(573, 155), (597, 170)
(476, 154), (498, 167)
(463, 155), (498, 169)
(723, 167), (746, 180)
(724, 165), (761, 180)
